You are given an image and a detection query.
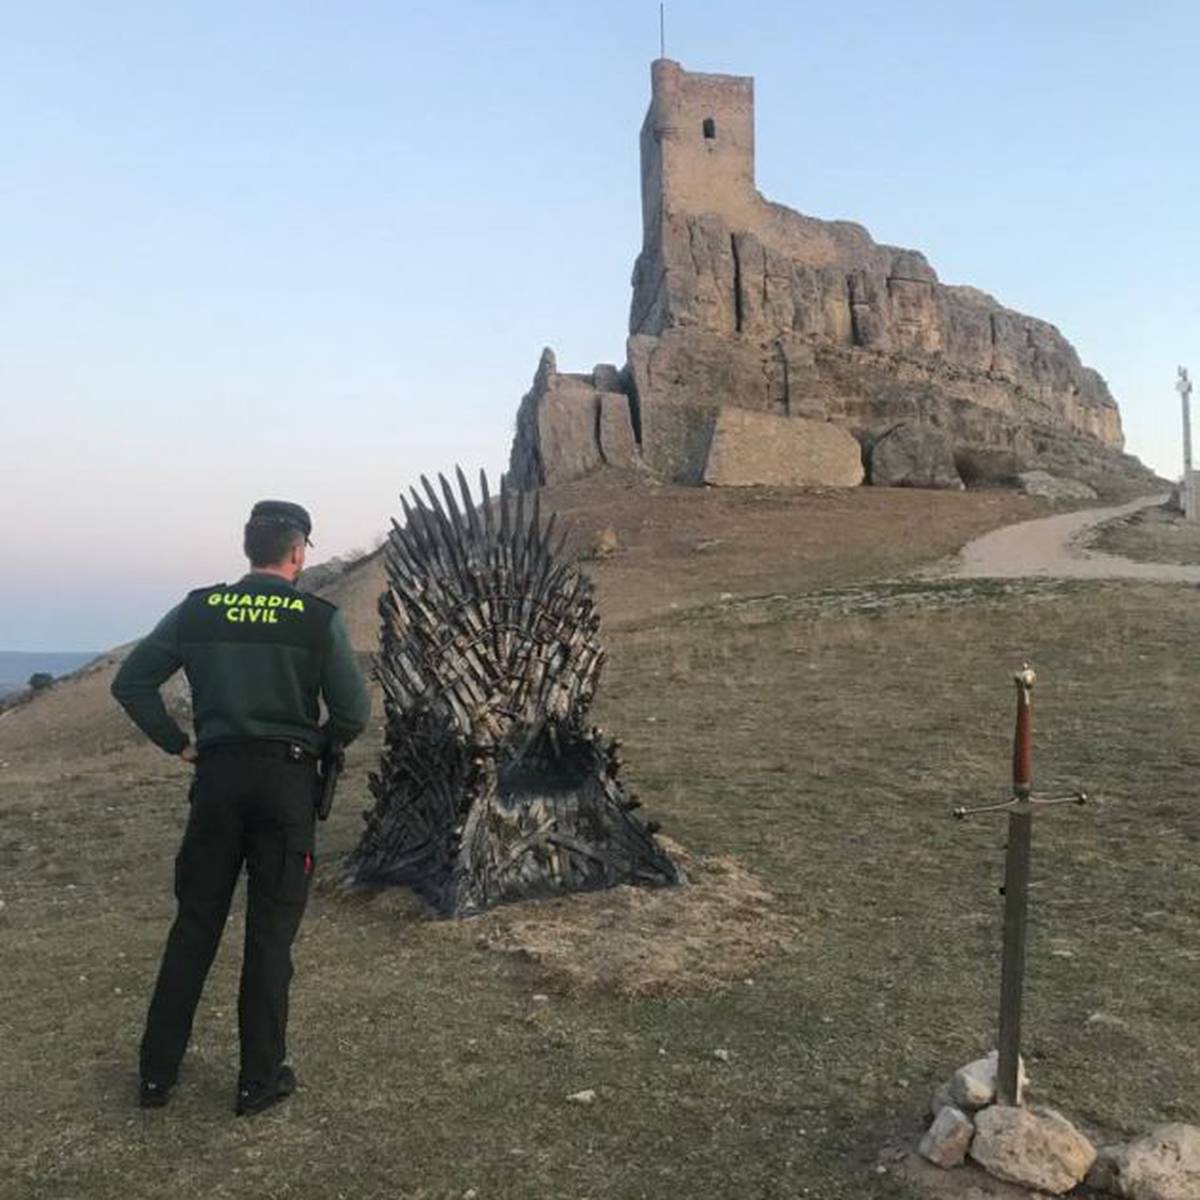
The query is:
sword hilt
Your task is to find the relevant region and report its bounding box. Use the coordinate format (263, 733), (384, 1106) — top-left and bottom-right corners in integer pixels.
(1013, 664), (1036, 796)
(1031, 790), (1089, 808)
(954, 798), (1018, 819)
(953, 790), (1089, 819)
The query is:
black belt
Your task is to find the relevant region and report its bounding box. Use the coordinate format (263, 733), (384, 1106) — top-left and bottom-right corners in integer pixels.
(199, 739), (318, 766)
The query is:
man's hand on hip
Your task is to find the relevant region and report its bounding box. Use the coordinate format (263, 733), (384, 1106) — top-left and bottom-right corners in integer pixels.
(180, 745), (198, 764)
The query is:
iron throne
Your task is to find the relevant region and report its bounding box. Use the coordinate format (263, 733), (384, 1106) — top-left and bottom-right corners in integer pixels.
(344, 469), (683, 916)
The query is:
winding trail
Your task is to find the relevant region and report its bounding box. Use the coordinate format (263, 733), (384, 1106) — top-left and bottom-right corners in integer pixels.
(940, 493), (1200, 582)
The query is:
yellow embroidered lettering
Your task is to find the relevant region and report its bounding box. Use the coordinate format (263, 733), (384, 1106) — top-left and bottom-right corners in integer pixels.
(225, 608), (242, 623)
(207, 593), (222, 607)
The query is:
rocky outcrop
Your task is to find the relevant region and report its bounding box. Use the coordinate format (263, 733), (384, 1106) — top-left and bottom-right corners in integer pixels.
(507, 59), (1162, 498)
(630, 209), (1123, 449)
(1016, 470), (1099, 502)
(621, 202), (1156, 493)
(508, 350), (642, 489)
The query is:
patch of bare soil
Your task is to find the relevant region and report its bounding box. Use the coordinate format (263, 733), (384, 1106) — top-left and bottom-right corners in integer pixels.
(446, 838), (795, 998)
(1089, 500), (1200, 566)
(893, 1150), (1043, 1200)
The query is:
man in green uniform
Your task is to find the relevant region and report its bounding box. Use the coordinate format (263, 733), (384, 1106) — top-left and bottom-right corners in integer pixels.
(112, 500), (370, 1116)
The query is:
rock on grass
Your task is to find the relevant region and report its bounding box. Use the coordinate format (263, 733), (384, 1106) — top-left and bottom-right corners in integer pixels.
(1087, 1123), (1200, 1200)
(918, 1105), (974, 1168)
(970, 1105), (1095, 1194)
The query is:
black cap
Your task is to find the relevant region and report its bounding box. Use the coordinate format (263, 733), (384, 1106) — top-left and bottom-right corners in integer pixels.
(247, 500), (313, 546)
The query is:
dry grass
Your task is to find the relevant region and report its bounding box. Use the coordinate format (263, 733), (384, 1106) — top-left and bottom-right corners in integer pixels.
(1089, 500), (1200, 566)
(543, 473), (1049, 628)
(2, 489), (1199, 1200)
(451, 839), (794, 998)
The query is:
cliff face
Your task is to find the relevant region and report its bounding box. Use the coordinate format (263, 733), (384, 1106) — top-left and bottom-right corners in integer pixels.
(509, 59), (1157, 497)
(631, 208), (1122, 446)
(624, 206), (1127, 486)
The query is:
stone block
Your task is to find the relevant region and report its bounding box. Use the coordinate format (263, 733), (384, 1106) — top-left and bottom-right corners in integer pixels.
(535, 379), (602, 485)
(598, 392), (641, 469)
(701, 408), (863, 488)
(593, 363), (623, 393)
(869, 421), (964, 490)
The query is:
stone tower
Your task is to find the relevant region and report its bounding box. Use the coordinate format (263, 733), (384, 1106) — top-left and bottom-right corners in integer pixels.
(632, 61), (761, 338)
(639, 60), (757, 257)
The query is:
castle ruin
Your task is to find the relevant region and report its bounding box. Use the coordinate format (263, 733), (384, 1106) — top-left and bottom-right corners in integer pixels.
(509, 59), (1157, 496)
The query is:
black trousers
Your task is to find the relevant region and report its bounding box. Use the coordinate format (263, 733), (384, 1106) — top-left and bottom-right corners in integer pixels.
(140, 747), (318, 1089)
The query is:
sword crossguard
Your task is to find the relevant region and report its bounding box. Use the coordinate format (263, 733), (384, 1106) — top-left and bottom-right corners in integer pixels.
(954, 798), (1018, 819)
(1031, 790), (1089, 808)
(953, 790), (1088, 819)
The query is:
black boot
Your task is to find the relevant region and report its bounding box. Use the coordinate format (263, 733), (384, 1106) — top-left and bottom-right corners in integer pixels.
(235, 1065), (296, 1116)
(139, 1080), (172, 1109)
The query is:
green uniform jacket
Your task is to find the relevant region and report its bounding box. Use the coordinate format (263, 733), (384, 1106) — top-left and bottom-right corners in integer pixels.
(111, 572), (371, 756)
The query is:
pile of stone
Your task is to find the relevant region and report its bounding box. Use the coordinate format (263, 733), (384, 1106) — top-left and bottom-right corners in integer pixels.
(919, 1051), (1200, 1199)
(919, 1050), (1093, 1194)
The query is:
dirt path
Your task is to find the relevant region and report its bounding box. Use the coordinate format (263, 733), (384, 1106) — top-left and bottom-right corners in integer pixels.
(941, 493), (1200, 582)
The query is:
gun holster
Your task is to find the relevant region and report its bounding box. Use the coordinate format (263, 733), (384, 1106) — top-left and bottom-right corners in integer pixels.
(316, 746), (345, 821)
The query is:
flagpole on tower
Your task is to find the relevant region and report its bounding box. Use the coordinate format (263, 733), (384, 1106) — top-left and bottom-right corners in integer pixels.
(660, 3), (666, 59)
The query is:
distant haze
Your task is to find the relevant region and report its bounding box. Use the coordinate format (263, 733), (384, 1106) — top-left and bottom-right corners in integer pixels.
(0, 651), (101, 694)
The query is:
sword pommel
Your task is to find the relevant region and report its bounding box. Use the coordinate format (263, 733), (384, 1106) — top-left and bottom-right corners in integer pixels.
(1013, 663), (1035, 794)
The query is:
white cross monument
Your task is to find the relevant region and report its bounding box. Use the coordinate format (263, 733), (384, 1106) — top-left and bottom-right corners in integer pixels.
(1179, 367), (1196, 523)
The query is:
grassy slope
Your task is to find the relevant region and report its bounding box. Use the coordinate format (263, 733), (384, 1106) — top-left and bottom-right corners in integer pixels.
(1090, 502), (1200, 566)
(2, 481), (1195, 1200)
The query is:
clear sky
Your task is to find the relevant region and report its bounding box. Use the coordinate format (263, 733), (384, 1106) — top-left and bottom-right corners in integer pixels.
(2, 1), (1197, 651)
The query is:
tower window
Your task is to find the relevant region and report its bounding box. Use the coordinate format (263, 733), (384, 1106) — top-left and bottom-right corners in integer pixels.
(702, 117), (716, 140)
